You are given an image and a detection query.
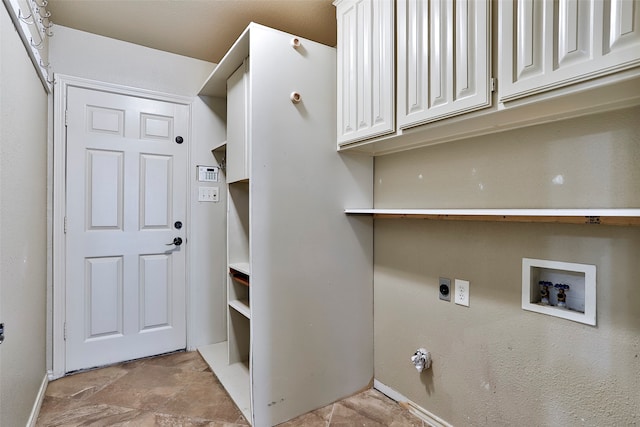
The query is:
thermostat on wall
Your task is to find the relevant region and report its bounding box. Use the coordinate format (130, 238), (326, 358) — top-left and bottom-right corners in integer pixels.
(197, 165), (219, 182)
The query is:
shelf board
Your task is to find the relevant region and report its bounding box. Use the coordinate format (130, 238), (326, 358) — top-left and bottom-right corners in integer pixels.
(229, 262), (250, 276)
(229, 299), (251, 319)
(198, 25), (251, 97)
(198, 342), (251, 422)
(345, 208), (640, 226)
(212, 141), (226, 152)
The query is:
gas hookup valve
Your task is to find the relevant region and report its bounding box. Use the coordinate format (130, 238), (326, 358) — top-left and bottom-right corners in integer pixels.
(411, 348), (432, 372)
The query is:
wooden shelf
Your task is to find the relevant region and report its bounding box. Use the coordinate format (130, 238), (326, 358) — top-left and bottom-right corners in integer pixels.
(345, 208), (640, 226)
(229, 299), (251, 319)
(230, 271), (250, 287)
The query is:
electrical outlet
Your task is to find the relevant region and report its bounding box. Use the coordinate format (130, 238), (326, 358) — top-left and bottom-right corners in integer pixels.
(439, 277), (451, 301)
(454, 279), (470, 307)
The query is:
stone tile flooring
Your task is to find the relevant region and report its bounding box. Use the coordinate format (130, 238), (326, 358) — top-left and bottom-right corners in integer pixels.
(36, 351), (425, 426)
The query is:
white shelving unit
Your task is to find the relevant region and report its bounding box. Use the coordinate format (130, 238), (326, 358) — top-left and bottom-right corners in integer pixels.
(198, 23), (373, 427)
(199, 139), (252, 422)
(198, 342), (251, 420)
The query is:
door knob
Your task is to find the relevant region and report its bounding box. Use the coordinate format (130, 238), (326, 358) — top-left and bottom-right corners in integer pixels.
(166, 237), (183, 246)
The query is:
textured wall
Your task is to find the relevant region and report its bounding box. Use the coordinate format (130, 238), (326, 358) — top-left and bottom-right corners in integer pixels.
(374, 106), (640, 426)
(49, 25), (215, 97)
(0, 6), (49, 426)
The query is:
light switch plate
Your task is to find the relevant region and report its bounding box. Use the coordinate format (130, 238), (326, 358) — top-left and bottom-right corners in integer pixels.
(455, 279), (470, 307)
(198, 186), (219, 202)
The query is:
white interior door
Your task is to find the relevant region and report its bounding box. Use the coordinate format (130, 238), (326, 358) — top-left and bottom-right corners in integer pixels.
(65, 86), (189, 372)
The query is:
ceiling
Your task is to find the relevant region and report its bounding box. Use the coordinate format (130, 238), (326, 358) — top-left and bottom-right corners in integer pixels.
(46, 0), (337, 64)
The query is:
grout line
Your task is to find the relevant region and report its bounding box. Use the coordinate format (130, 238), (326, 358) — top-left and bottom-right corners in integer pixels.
(326, 402), (336, 426)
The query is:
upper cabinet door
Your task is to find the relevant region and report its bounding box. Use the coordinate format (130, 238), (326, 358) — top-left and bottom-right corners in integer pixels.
(500, 0), (640, 102)
(397, 0), (492, 130)
(335, 0), (395, 145)
(226, 60), (250, 183)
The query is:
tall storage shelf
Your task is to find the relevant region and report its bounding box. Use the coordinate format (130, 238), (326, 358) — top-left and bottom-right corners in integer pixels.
(197, 23), (373, 427)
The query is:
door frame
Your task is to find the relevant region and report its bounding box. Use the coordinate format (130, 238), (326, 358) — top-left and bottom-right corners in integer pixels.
(51, 75), (194, 379)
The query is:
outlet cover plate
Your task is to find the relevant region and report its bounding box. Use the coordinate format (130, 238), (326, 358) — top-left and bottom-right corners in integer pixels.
(455, 279), (470, 307)
(439, 277), (451, 301)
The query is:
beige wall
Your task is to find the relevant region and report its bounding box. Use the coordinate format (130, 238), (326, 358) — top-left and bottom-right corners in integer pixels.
(0, 6), (49, 426)
(374, 106), (640, 426)
(49, 25), (214, 97)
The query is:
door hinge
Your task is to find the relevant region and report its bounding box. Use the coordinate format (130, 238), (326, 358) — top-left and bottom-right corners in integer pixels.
(65, 110), (68, 126)
(64, 216), (67, 234)
(490, 77), (497, 92)
(63, 322), (67, 341)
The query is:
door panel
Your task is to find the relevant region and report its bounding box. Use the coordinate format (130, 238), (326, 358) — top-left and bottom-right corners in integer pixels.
(140, 154), (172, 229)
(500, 0), (640, 101)
(65, 86), (188, 372)
(336, 0), (395, 145)
(87, 149), (123, 230)
(85, 256), (123, 339)
(139, 254), (171, 330)
(397, 0), (491, 128)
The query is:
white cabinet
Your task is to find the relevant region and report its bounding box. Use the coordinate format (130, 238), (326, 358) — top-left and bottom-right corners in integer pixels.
(198, 23), (373, 427)
(397, 0), (492, 128)
(499, 0), (640, 102)
(334, 0), (395, 144)
(335, 0), (492, 146)
(226, 60), (250, 183)
(335, 0), (640, 156)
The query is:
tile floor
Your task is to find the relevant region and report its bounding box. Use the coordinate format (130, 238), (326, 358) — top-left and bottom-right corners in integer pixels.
(36, 351), (425, 426)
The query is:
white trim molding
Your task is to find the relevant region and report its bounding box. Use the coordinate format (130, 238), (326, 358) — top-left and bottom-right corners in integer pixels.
(2, 0), (53, 92)
(26, 373), (48, 427)
(374, 379), (452, 427)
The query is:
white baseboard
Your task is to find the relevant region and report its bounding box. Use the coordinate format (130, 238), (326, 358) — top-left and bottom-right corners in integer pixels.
(27, 373), (49, 427)
(374, 379), (452, 427)
(48, 368), (64, 381)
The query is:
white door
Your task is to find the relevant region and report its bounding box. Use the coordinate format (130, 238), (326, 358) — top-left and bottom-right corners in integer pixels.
(65, 86), (189, 372)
